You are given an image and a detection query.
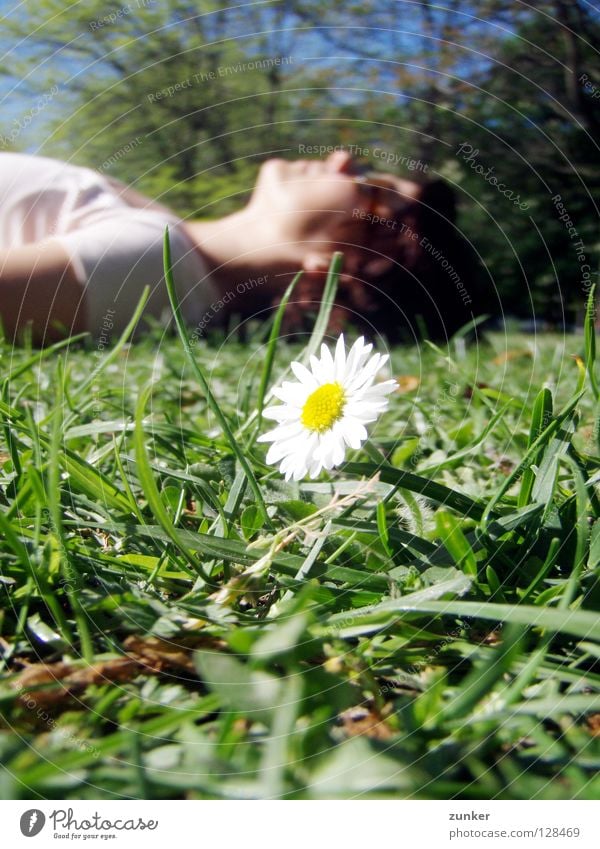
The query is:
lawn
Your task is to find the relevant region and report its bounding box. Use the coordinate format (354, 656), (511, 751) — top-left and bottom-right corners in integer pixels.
(1, 275), (599, 799)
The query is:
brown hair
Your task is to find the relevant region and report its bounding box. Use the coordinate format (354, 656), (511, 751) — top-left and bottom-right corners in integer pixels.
(332, 180), (479, 342)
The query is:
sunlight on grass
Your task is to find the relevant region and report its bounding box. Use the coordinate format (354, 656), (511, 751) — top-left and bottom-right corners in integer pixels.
(0, 265), (599, 800)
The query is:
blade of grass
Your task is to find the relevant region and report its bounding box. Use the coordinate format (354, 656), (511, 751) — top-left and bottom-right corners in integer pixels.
(584, 283), (599, 401)
(64, 287), (150, 408)
(3, 403), (136, 519)
(256, 271), (301, 427)
(323, 598), (600, 643)
(520, 536), (561, 603)
(480, 389), (584, 528)
(134, 383), (208, 580)
(436, 510), (478, 577)
(518, 386), (553, 508)
(4, 332), (88, 384)
(47, 359), (93, 660)
(322, 573), (473, 637)
(441, 624), (525, 721)
(342, 461), (488, 519)
(111, 433), (145, 524)
(419, 401), (511, 476)
(237, 252), (342, 438)
(163, 228), (271, 529)
(299, 252), (343, 366)
(14, 695), (220, 786)
(559, 454), (589, 608)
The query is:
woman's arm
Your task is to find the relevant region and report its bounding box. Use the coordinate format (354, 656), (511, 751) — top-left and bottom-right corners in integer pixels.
(0, 240), (86, 344)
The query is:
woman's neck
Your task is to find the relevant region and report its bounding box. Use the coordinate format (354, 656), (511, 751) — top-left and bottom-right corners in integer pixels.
(183, 207), (298, 301)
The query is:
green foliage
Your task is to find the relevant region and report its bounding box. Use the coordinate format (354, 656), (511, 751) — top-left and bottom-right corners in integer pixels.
(0, 0), (301, 211)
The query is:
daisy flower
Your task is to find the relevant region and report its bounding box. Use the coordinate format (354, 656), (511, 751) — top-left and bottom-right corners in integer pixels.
(258, 335), (397, 481)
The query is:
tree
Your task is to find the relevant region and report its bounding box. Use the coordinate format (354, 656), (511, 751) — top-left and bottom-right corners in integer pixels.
(0, 0), (302, 211)
(453, 0), (600, 319)
(1, 0), (597, 319)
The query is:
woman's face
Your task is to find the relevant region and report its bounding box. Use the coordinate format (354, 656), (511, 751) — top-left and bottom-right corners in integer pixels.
(250, 151), (420, 255)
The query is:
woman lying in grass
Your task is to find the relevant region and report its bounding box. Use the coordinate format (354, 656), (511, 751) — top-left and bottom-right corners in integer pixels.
(0, 149), (474, 345)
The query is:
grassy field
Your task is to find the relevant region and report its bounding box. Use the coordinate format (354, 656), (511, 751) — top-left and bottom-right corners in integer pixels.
(1, 275), (600, 799)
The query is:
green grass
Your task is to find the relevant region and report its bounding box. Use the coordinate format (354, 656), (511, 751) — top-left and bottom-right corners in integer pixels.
(1, 275), (600, 799)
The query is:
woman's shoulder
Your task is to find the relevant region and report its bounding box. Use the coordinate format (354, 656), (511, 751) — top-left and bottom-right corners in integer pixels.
(0, 151), (95, 184)
(101, 175), (175, 216)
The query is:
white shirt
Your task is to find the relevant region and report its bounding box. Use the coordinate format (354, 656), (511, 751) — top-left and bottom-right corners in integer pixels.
(0, 153), (216, 338)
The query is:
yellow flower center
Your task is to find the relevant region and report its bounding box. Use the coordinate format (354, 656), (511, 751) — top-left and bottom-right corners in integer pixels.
(301, 382), (346, 433)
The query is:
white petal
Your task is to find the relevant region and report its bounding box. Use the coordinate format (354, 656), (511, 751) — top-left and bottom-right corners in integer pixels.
(345, 399), (381, 415)
(330, 424), (347, 466)
(280, 453), (306, 481)
(344, 339), (376, 386)
(292, 461), (308, 481)
(361, 380), (397, 397)
(259, 421), (303, 444)
(302, 431), (320, 462)
(269, 430), (315, 464)
(291, 360), (319, 389)
(262, 405), (300, 423)
(315, 430), (343, 470)
(343, 409), (379, 425)
(343, 336), (363, 379)
(309, 354), (324, 381)
(272, 381), (307, 404)
(350, 393), (391, 411)
(266, 436), (297, 463)
(339, 418), (368, 449)
(350, 336), (372, 366)
(319, 342), (336, 383)
(274, 430), (318, 472)
(333, 334), (346, 381)
(257, 430), (277, 444)
(346, 352), (391, 394)
(266, 441), (287, 464)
